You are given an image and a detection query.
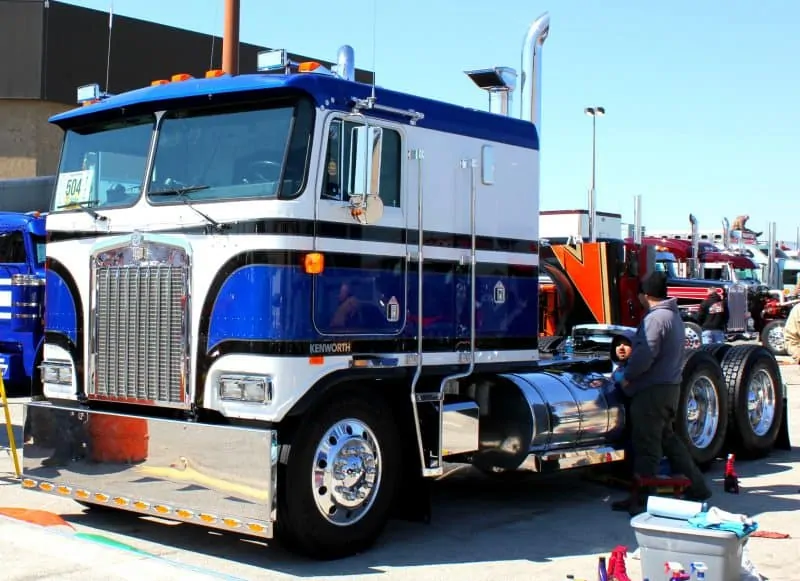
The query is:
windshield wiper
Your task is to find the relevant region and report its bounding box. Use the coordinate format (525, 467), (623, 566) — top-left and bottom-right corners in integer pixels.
(149, 184), (210, 197)
(149, 185), (228, 232)
(57, 200), (107, 222)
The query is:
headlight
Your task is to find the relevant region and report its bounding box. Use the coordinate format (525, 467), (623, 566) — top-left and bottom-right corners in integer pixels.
(40, 361), (73, 385)
(217, 374), (273, 404)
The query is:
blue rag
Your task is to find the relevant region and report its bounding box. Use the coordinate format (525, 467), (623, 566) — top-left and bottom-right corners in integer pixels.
(688, 511), (759, 538)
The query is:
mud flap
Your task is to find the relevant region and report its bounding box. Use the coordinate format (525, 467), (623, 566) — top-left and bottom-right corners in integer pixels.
(391, 471), (433, 524)
(775, 394), (791, 451)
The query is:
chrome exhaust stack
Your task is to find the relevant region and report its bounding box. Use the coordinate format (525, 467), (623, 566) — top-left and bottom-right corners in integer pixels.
(520, 12), (550, 129)
(722, 217), (730, 250)
(689, 213), (700, 278)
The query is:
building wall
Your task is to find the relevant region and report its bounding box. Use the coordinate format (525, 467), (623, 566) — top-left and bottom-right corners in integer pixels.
(0, 100), (71, 179)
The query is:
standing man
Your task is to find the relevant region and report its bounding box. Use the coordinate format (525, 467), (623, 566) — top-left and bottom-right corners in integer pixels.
(784, 301), (800, 363)
(696, 288), (728, 345)
(611, 271), (712, 515)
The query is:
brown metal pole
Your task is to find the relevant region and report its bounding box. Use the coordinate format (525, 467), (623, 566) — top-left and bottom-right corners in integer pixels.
(222, 0), (240, 75)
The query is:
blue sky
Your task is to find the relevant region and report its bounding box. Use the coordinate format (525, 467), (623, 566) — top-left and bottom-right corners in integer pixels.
(64, 0), (799, 243)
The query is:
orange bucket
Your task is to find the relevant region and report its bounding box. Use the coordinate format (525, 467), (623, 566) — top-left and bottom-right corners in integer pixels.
(88, 414), (149, 463)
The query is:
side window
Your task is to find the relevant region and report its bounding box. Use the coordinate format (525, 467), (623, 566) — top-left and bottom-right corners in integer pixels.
(321, 119), (401, 208)
(0, 232), (27, 263)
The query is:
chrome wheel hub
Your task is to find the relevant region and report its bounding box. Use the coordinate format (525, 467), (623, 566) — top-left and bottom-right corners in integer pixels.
(312, 419), (382, 526)
(685, 376), (720, 449)
(747, 369), (776, 436)
(685, 327), (701, 350)
(767, 325), (785, 352)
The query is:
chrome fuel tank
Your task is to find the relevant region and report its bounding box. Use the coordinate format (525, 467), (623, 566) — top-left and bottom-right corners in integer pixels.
(501, 370), (625, 452)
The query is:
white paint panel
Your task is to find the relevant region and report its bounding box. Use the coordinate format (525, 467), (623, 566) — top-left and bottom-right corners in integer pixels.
(0, 291), (11, 307)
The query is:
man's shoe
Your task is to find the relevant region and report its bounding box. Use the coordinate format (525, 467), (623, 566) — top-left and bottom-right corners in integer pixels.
(610, 495), (646, 515)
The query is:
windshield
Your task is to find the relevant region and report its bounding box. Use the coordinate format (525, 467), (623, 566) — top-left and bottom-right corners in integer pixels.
(702, 267), (728, 281)
(51, 116), (154, 211)
(32, 234), (46, 266)
(148, 99), (312, 203)
(655, 260), (678, 278)
(758, 246), (788, 259)
(0, 231), (27, 263)
(735, 268), (759, 282)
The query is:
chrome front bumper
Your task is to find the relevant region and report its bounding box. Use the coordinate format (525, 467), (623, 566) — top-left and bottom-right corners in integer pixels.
(21, 402), (277, 537)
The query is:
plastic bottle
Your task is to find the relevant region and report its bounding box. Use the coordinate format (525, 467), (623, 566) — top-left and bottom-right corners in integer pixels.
(691, 562), (708, 580)
(724, 453), (740, 493)
(564, 335), (574, 355)
(597, 556), (608, 581)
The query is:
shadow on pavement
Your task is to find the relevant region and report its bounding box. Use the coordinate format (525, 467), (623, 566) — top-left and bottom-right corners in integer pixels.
(0, 423), (22, 450)
(61, 453), (799, 578)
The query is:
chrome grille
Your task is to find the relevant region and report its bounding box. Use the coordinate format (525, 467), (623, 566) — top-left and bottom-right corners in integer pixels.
(90, 237), (190, 407)
(726, 284), (748, 332)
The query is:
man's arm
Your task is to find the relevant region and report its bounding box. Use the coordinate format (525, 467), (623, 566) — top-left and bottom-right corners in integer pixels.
(695, 299), (710, 326)
(624, 315), (664, 381)
(785, 304), (800, 362)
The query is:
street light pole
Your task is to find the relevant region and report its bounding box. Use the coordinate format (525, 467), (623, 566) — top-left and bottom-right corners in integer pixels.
(584, 106), (605, 242)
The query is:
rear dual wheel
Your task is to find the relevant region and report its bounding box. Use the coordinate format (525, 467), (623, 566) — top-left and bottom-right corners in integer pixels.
(677, 350), (728, 468)
(720, 345), (784, 458)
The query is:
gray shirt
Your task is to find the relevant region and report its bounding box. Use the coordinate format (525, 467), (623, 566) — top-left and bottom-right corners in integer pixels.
(623, 297), (685, 394)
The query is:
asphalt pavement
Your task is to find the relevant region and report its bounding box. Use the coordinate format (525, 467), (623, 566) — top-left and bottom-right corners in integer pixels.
(1, 357), (798, 581)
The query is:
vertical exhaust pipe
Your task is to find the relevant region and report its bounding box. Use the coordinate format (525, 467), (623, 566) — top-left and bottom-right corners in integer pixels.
(520, 13), (550, 129)
(633, 195), (643, 244)
(767, 222), (777, 288)
(721, 218), (730, 250)
(335, 45), (355, 81)
(689, 214), (700, 278)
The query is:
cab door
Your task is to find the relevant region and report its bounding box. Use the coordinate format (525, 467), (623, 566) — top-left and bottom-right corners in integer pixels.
(312, 116), (408, 344)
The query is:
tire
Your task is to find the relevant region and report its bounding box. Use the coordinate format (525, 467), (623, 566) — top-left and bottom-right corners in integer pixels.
(720, 344), (785, 458)
(684, 322), (703, 350)
(699, 342), (732, 363)
(676, 350), (729, 467)
(538, 335), (564, 354)
(275, 393), (401, 560)
(760, 320), (787, 357)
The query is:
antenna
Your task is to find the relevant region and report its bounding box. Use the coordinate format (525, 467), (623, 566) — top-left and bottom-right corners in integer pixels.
(105, 0), (114, 93)
(209, 2), (217, 70)
(370, 0), (377, 99)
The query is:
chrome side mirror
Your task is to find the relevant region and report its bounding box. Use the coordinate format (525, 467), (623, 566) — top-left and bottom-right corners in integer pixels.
(349, 125), (384, 225)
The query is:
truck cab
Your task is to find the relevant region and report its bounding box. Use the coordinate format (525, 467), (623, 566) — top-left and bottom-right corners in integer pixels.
(648, 245), (753, 344)
(0, 211), (46, 387)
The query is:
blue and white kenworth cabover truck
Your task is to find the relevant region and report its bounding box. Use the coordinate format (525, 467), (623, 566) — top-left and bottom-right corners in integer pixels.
(22, 13), (789, 559)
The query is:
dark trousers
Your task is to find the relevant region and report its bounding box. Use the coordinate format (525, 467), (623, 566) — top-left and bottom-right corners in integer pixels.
(630, 383), (710, 496)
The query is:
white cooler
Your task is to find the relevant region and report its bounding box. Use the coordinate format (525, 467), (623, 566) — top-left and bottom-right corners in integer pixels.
(631, 512), (749, 581)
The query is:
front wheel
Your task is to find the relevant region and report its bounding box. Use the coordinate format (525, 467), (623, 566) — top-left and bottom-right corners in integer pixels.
(275, 394), (400, 560)
(760, 320), (787, 356)
(684, 322), (703, 350)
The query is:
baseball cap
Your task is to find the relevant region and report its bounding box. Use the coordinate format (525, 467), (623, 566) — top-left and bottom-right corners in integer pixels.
(639, 271), (669, 300)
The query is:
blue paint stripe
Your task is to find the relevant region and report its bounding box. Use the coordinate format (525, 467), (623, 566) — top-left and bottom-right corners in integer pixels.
(207, 263), (538, 350)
